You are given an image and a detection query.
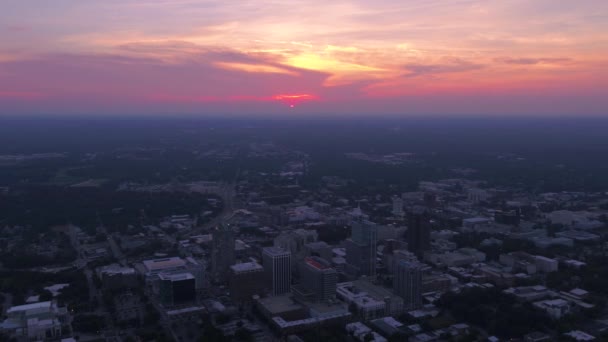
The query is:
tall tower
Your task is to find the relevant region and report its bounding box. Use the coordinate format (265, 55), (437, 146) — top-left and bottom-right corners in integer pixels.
(392, 196), (404, 217)
(211, 223), (235, 283)
(407, 207), (431, 259)
(300, 256), (337, 302)
(345, 218), (377, 277)
(262, 247), (292, 296)
(393, 260), (423, 310)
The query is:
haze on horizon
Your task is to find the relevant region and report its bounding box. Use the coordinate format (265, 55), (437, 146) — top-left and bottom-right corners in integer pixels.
(1, 0), (607, 116)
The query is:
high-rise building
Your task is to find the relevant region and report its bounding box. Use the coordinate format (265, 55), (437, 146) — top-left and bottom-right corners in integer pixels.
(211, 223), (235, 282)
(407, 207), (431, 258)
(295, 256), (337, 302)
(384, 248), (418, 274)
(274, 229), (318, 275)
(229, 261), (266, 303)
(159, 272), (196, 306)
(393, 260), (423, 310)
(141, 256), (204, 292)
(392, 196), (404, 217)
(262, 247), (292, 296)
(303, 241), (333, 261)
(345, 218), (377, 277)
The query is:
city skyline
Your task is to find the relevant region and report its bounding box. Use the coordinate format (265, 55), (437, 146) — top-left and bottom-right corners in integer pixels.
(1, 0), (607, 116)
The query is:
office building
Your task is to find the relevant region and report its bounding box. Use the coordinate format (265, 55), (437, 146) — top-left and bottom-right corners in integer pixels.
(159, 272), (196, 306)
(113, 292), (145, 324)
(0, 301), (70, 341)
(263, 247), (292, 296)
(96, 263), (138, 290)
(337, 280), (405, 320)
(345, 218), (377, 277)
(211, 223), (236, 282)
(407, 207), (431, 258)
(229, 261), (266, 303)
(392, 196), (404, 217)
(141, 256), (204, 289)
(394, 260), (423, 310)
(140, 256), (204, 306)
(303, 241), (333, 261)
(294, 256), (337, 302)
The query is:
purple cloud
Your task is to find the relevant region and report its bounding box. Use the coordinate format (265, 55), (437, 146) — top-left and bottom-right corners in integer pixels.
(497, 57), (573, 65)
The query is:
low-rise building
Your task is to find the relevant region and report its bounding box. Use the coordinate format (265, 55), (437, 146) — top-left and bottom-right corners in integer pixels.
(0, 301), (70, 341)
(503, 286), (552, 302)
(533, 298), (571, 319)
(96, 264), (139, 289)
(564, 330), (596, 341)
(113, 292), (144, 324)
(337, 280), (404, 320)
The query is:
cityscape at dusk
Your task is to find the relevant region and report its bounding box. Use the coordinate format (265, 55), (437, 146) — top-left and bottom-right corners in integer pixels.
(2, 2), (608, 342)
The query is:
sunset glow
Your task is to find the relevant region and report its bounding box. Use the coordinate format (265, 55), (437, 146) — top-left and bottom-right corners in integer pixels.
(1, 0), (607, 115)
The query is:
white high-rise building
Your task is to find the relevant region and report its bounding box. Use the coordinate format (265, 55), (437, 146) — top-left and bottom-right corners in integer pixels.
(262, 247), (292, 296)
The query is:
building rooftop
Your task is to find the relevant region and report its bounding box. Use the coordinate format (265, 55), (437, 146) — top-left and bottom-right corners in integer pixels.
(257, 295), (303, 315)
(564, 330), (596, 341)
(263, 247), (290, 257)
(305, 241), (330, 249)
(231, 261), (263, 273)
(304, 256), (331, 270)
(159, 272), (194, 281)
(143, 257), (186, 272)
(98, 263), (136, 275)
(7, 301), (52, 314)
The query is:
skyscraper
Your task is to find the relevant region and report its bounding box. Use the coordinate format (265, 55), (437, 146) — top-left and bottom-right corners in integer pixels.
(229, 261), (265, 303)
(262, 247), (292, 296)
(407, 207), (431, 258)
(158, 272), (196, 306)
(298, 256), (337, 302)
(393, 260), (423, 310)
(211, 223), (235, 282)
(345, 218), (377, 277)
(392, 196), (404, 217)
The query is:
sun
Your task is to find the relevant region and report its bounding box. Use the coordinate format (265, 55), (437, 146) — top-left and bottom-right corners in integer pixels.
(273, 93), (318, 108)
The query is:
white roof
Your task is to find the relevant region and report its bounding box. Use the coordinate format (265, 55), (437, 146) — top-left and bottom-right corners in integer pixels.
(7, 301), (52, 314)
(379, 316), (403, 328)
(143, 257), (186, 271)
(570, 288), (589, 296)
(564, 330), (596, 341)
(159, 272), (194, 281)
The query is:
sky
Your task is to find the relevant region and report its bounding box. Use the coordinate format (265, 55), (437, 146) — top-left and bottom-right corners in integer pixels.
(1, 0), (607, 116)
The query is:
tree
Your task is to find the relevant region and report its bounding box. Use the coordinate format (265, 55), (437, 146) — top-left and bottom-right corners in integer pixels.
(234, 328), (253, 341)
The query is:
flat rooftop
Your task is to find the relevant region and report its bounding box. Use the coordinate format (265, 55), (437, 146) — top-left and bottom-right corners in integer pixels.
(257, 295), (303, 315)
(159, 272), (194, 281)
(352, 279), (401, 300)
(305, 257), (331, 270)
(263, 247), (290, 257)
(7, 301), (52, 314)
(231, 261), (263, 273)
(143, 257), (186, 271)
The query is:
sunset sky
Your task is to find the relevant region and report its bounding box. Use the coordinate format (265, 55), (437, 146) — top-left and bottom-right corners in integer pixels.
(1, 0), (607, 116)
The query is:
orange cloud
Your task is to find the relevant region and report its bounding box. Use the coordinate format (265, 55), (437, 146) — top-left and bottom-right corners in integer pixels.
(214, 61), (299, 76)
